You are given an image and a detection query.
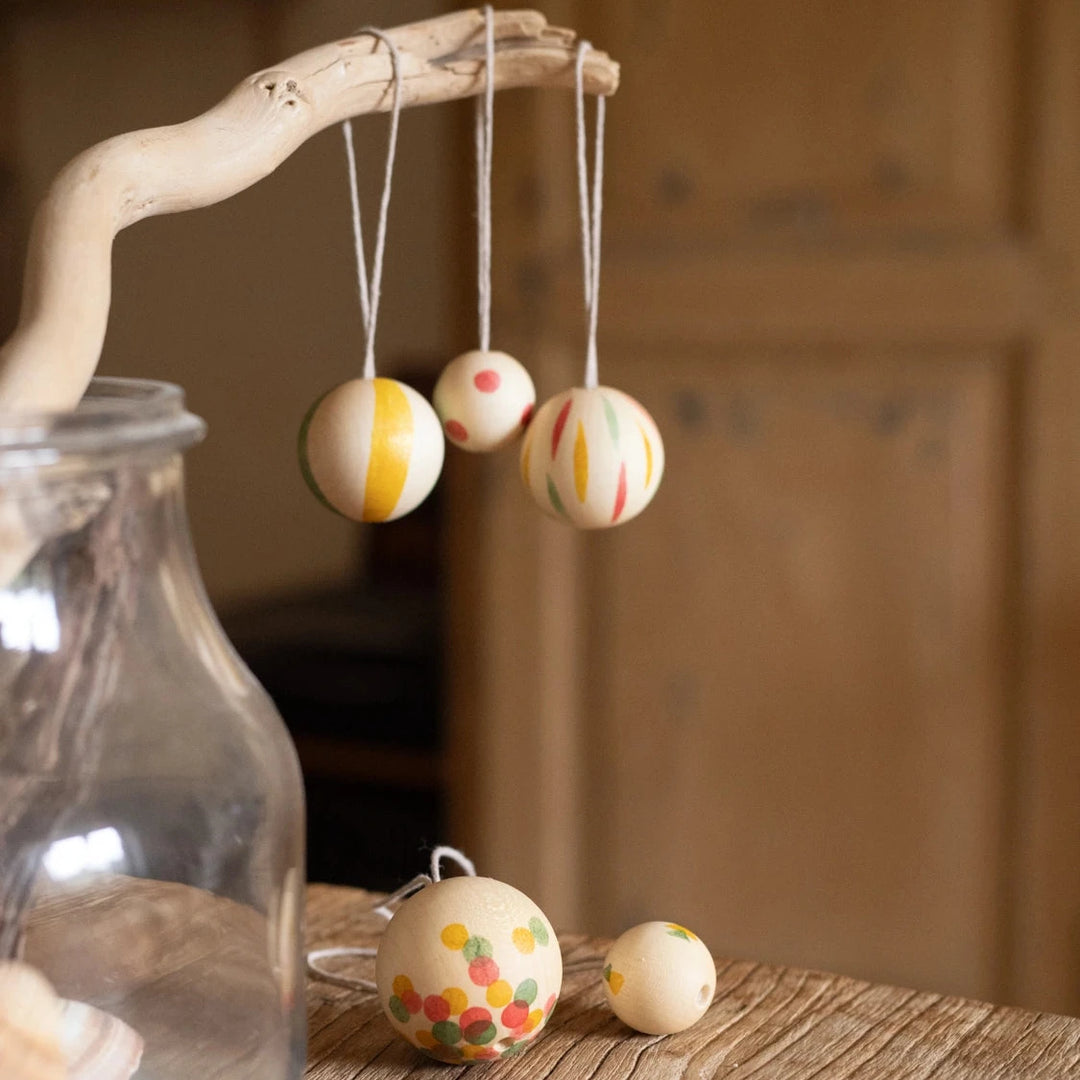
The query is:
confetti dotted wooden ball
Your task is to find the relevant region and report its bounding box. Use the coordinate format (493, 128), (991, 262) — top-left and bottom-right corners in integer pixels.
(602, 922), (716, 1035)
(376, 877), (562, 1064)
(433, 350), (536, 452)
(520, 386), (664, 528)
(298, 377), (444, 522)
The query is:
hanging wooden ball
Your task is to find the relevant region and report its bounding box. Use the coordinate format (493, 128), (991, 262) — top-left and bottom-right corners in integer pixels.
(520, 386), (664, 528)
(375, 876), (562, 1064)
(298, 377), (444, 522)
(601, 922), (716, 1035)
(433, 350), (536, 452)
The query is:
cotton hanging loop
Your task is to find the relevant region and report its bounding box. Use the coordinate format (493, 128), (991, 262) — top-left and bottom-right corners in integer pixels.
(475, 9), (495, 355)
(576, 40), (606, 391)
(432, 6), (536, 453)
(342, 27), (403, 379)
(519, 43), (665, 528)
(298, 28), (445, 523)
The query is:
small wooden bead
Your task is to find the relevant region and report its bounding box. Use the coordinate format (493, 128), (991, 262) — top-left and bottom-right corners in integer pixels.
(299, 376), (444, 522)
(520, 386), (664, 528)
(375, 877), (562, 1064)
(602, 922), (716, 1035)
(434, 350), (536, 452)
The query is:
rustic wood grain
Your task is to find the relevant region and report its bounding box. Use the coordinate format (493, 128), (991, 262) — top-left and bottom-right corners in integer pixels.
(304, 885), (1080, 1079)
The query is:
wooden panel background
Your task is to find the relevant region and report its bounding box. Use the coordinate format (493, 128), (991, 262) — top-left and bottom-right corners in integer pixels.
(446, 0), (1080, 1017)
(583, 350), (1013, 999)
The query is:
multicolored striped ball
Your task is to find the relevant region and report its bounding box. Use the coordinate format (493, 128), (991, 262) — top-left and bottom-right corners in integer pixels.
(434, 350), (536, 452)
(520, 386), (664, 528)
(299, 377), (445, 523)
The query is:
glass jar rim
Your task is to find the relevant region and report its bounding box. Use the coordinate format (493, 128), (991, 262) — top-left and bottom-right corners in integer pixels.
(0, 377), (206, 467)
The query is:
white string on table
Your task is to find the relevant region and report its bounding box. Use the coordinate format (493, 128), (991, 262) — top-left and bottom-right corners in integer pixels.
(305, 846), (477, 991)
(475, 4), (496, 353)
(342, 27), (404, 380)
(575, 40), (606, 391)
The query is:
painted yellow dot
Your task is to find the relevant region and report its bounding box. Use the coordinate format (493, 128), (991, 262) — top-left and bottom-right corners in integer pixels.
(462, 1045), (487, 1060)
(523, 1009), (544, 1033)
(486, 980), (513, 1008)
(608, 970), (625, 995)
(440, 923), (469, 950)
(415, 1030), (437, 1049)
(392, 974), (413, 998)
(442, 987), (468, 1015)
(512, 926), (536, 954)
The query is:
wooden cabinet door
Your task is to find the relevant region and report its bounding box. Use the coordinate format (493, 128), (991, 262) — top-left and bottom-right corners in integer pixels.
(446, 0), (1080, 1015)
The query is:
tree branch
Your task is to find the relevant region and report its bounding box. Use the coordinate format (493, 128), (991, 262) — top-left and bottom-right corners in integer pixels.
(0, 8), (618, 414)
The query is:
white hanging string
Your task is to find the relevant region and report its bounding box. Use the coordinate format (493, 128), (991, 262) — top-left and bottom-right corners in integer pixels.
(475, 5), (496, 352)
(430, 844), (478, 881)
(575, 41), (606, 391)
(304, 845), (477, 991)
(342, 27), (404, 380)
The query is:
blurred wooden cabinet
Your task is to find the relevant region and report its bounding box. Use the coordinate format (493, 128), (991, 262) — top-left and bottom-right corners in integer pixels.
(446, 0), (1080, 1015)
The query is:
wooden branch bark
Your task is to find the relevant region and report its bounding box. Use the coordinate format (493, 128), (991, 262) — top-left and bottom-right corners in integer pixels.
(0, 8), (618, 414)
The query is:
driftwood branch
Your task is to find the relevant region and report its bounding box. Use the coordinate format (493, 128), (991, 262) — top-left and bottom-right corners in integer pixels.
(0, 8), (618, 414)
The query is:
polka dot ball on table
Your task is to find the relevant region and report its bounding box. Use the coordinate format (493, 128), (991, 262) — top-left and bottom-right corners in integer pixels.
(375, 876), (562, 1063)
(520, 386), (664, 528)
(434, 350), (536, 452)
(298, 376), (445, 522)
(602, 922), (716, 1035)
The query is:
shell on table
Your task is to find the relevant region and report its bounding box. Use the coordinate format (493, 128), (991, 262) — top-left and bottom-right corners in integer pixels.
(59, 999), (144, 1080)
(0, 959), (144, 1080)
(0, 960), (67, 1080)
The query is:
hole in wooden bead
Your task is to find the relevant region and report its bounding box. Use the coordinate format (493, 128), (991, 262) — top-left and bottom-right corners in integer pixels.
(697, 985), (711, 1008)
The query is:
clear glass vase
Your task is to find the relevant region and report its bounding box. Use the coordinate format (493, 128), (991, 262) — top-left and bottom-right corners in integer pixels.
(0, 378), (306, 1080)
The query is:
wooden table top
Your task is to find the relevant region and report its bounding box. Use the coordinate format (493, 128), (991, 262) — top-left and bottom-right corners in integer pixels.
(305, 885), (1080, 1079)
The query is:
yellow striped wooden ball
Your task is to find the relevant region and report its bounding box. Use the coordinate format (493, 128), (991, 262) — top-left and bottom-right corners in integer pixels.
(520, 386), (664, 528)
(299, 377), (444, 522)
(434, 350), (536, 452)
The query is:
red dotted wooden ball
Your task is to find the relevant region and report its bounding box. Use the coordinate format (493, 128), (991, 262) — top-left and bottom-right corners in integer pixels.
(434, 350), (536, 452)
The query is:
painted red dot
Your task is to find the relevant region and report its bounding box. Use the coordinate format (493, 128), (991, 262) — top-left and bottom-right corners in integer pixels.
(445, 419), (468, 442)
(521, 403), (534, 427)
(501, 1001), (529, 1029)
(401, 989), (423, 1015)
(424, 995), (451, 1023)
(544, 994), (557, 1015)
(475, 1048), (499, 1060)
(474, 369), (501, 393)
(468, 957), (499, 987)
(461, 1006), (492, 1030)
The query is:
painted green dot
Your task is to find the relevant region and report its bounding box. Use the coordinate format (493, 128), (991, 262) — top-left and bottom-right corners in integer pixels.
(465, 1021), (497, 1046)
(501, 1041), (528, 1057)
(514, 978), (538, 1005)
(432, 1020), (462, 1046)
(602, 964), (612, 983)
(667, 927), (691, 941)
(462, 935), (493, 962)
(388, 996), (410, 1023)
(528, 917), (549, 946)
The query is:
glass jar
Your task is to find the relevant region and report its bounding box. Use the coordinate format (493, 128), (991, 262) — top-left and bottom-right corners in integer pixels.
(0, 378), (306, 1080)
